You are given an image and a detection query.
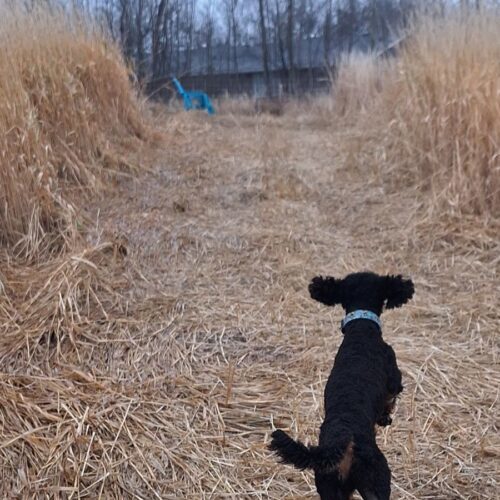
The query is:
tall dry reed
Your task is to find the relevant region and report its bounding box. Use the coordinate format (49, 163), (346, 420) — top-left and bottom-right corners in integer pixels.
(0, 4), (146, 257)
(330, 10), (500, 216)
(332, 51), (391, 119)
(387, 10), (500, 215)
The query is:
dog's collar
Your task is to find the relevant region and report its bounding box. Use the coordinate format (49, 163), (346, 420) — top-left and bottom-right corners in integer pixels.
(341, 310), (381, 333)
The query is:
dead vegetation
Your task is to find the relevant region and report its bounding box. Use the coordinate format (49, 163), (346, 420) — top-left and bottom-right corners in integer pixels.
(0, 5), (498, 500)
(391, 12), (500, 215)
(0, 3), (147, 257)
(331, 10), (500, 217)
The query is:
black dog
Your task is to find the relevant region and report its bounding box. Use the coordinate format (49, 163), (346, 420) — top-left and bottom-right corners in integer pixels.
(269, 272), (414, 500)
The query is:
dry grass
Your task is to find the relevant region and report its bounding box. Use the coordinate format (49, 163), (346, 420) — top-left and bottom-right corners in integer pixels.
(0, 3), (147, 257)
(0, 6), (154, 495)
(332, 51), (391, 119)
(215, 95), (287, 117)
(0, 5), (498, 500)
(385, 11), (500, 216)
(329, 10), (500, 216)
(2, 106), (497, 497)
(215, 95), (258, 116)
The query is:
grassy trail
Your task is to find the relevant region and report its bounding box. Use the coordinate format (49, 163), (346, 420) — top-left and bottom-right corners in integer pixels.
(92, 111), (498, 499)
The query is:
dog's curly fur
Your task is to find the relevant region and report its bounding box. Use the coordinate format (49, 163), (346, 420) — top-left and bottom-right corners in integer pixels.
(269, 272), (414, 500)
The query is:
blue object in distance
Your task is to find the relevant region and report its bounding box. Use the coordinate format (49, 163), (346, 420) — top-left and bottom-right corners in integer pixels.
(172, 77), (215, 115)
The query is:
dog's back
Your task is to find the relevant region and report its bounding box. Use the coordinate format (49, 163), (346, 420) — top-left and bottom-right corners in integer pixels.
(269, 272), (414, 500)
(324, 323), (390, 430)
(270, 327), (391, 498)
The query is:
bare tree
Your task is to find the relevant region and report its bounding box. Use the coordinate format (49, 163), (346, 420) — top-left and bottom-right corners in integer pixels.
(78, 0), (419, 94)
(199, 2), (216, 74)
(135, 0), (147, 77)
(183, 0), (197, 74)
(324, 0), (334, 65)
(258, 0), (272, 96)
(287, 0), (295, 93)
(230, 0), (240, 76)
(273, 0), (288, 76)
(151, 0), (167, 78)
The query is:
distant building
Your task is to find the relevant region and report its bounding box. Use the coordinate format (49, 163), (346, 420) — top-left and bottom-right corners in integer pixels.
(148, 33), (393, 100)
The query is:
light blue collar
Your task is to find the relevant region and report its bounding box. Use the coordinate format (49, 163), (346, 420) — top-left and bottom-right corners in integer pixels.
(341, 310), (381, 333)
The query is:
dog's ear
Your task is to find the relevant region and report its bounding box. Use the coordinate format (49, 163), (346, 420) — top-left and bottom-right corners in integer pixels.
(384, 275), (414, 309)
(309, 276), (344, 306)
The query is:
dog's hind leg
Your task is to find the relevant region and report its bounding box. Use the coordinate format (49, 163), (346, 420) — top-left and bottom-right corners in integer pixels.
(385, 344), (403, 397)
(314, 472), (353, 500)
(376, 344), (404, 428)
(357, 469), (391, 500)
(358, 493), (381, 500)
(353, 447), (391, 500)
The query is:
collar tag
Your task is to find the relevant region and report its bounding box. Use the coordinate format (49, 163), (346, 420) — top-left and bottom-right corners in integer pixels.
(341, 310), (382, 333)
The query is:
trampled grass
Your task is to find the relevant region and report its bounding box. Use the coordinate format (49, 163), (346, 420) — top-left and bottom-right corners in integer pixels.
(0, 4), (498, 499)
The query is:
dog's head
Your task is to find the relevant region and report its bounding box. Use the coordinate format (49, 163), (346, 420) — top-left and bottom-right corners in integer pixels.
(309, 272), (414, 315)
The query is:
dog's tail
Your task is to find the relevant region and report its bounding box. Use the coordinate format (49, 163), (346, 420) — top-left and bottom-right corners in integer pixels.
(269, 430), (354, 477)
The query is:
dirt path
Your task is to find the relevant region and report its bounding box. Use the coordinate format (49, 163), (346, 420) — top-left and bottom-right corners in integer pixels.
(95, 112), (498, 499)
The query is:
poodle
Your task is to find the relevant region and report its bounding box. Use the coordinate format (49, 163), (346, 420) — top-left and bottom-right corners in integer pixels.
(269, 272), (414, 500)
